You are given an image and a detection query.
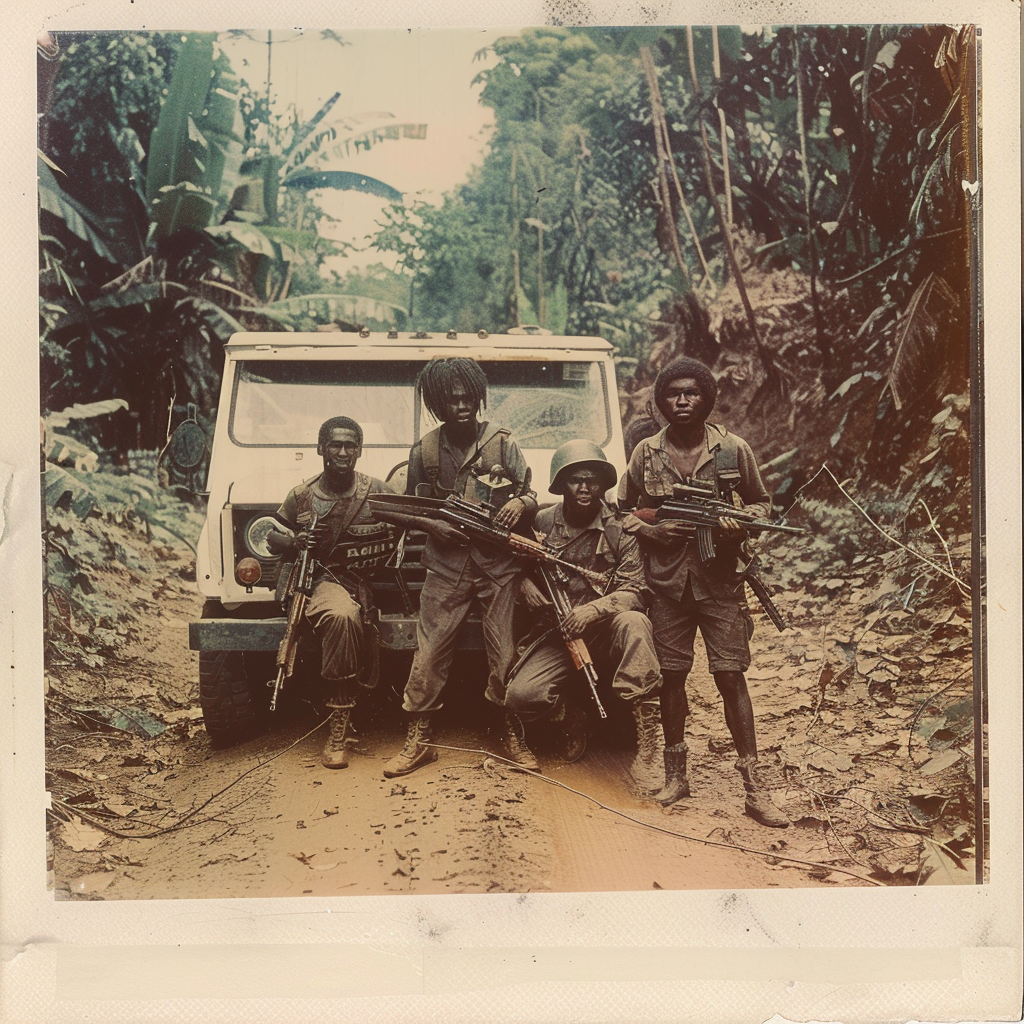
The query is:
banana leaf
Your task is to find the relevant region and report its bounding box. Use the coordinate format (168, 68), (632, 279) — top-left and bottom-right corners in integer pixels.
(281, 169), (403, 203)
(37, 157), (117, 264)
(146, 33), (243, 239)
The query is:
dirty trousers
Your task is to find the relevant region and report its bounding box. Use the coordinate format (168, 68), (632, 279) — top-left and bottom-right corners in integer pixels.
(305, 579), (362, 683)
(402, 565), (517, 712)
(504, 610), (662, 720)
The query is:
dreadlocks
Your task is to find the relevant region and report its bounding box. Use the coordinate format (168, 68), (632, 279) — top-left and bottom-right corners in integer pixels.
(417, 357), (488, 422)
(318, 416), (363, 448)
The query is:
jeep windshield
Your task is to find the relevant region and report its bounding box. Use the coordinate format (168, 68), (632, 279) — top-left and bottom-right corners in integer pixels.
(230, 359), (611, 448)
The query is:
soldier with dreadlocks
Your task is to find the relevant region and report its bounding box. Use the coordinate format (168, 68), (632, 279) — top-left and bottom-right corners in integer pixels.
(383, 357), (540, 778)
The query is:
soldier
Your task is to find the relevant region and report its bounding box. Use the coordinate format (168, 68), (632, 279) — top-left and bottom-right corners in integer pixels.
(266, 416), (394, 770)
(619, 357), (789, 828)
(503, 441), (665, 793)
(383, 357), (539, 778)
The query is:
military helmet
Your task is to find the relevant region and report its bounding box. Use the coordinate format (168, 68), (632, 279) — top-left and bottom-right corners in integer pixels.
(549, 439), (618, 495)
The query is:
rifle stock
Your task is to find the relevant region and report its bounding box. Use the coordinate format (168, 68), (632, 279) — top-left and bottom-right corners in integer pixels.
(538, 565), (607, 719)
(269, 512), (320, 711)
(368, 494), (610, 588)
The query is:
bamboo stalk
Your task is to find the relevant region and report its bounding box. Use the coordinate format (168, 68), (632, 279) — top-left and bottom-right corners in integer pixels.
(639, 47), (690, 282)
(685, 27), (763, 347)
(794, 30), (830, 378)
(712, 26), (733, 225)
(641, 46), (712, 285)
(510, 146), (521, 325)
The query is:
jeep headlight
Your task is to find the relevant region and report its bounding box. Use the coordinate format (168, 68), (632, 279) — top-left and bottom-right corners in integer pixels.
(245, 515), (286, 559)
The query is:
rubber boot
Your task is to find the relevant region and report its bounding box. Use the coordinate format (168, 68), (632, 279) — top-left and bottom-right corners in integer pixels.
(552, 697), (587, 762)
(629, 700), (665, 794)
(382, 714), (438, 778)
(736, 756), (789, 828)
(321, 698), (356, 769)
(502, 712), (540, 771)
(655, 742), (691, 806)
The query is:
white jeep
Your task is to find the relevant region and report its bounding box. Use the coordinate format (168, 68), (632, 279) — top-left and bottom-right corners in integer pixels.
(188, 329), (627, 745)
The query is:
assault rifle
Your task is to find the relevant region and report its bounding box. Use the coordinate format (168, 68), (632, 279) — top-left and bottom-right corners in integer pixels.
(367, 493), (610, 589)
(632, 482), (800, 633)
(536, 564), (607, 718)
(268, 511), (320, 711)
(632, 481), (803, 563)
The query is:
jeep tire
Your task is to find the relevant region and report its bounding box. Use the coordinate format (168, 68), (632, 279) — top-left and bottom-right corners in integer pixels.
(199, 649), (272, 748)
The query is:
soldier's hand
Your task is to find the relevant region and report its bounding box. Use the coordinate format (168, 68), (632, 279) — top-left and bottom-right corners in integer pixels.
(265, 527), (295, 556)
(717, 516), (744, 535)
(493, 496), (526, 527)
(295, 521), (328, 552)
(562, 603), (599, 637)
(520, 577), (551, 609)
(645, 520), (694, 546)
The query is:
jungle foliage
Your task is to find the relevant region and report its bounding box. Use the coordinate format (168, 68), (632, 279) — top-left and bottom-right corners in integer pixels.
(39, 25), (977, 496)
(38, 30), (422, 449)
(374, 25), (976, 492)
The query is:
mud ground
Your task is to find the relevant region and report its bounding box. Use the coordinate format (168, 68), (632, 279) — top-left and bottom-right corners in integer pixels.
(45, 492), (978, 899)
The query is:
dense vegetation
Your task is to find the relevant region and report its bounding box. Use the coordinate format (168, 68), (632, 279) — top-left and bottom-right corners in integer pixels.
(39, 25), (976, 497)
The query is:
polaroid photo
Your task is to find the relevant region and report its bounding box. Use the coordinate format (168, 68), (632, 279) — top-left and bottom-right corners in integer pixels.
(2, 0), (1020, 1021)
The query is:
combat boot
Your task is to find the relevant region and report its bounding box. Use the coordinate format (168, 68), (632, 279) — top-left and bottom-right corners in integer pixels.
(654, 742), (691, 806)
(552, 697), (587, 762)
(629, 700), (665, 794)
(501, 712), (540, 771)
(382, 714), (438, 778)
(736, 756), (790, 828)
(321, 698), (356, 769)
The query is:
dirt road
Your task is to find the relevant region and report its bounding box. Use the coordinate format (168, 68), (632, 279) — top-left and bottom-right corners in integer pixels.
(45, 504), (977, 899)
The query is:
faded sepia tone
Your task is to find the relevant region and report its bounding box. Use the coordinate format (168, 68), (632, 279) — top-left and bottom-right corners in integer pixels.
(37, 24), (981, 902)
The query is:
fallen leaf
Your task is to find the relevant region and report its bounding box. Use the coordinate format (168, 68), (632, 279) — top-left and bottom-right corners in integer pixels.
(920, 842), (973, 885)
(60, 817), (107, 852)
(792, 815), (829, 830)
(806, 749), (854, 772)
(918, 749), (963, 776)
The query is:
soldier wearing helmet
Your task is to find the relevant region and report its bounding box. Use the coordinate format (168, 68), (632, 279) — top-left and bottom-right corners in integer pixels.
(502, 440), (665, 794)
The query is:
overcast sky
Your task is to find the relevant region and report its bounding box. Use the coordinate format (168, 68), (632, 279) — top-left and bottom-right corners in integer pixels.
(220, 28), (511, 273)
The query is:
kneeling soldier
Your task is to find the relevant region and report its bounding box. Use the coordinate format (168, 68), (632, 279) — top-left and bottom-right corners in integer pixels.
(504, 440), (665, 792)
(267, 416), (393, 770)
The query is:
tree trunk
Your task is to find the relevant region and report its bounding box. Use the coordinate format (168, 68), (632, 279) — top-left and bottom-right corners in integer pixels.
(684, 28), (762, 349)
(640, 45), (710, 286)
(712, 27), (733, 226)
(794, 30), (831, 384)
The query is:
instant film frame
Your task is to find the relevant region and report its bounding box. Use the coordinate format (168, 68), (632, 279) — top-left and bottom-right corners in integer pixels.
(2, 1), (1020, 1021)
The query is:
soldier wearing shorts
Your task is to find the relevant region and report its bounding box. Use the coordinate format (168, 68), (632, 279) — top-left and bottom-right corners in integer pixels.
(619, 358), (789, 827)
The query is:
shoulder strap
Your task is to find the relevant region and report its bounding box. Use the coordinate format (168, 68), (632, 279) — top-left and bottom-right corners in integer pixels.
(420, 427), (442, 486)
(603, 511), (625, 557)
(293, 474), (323, 522)
(711, 428), (741, 501)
